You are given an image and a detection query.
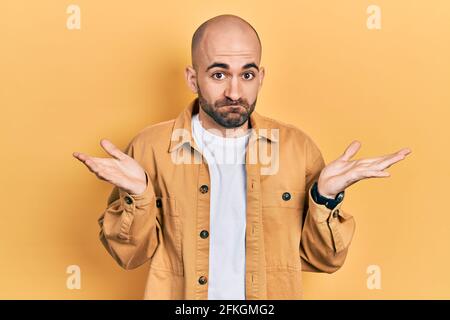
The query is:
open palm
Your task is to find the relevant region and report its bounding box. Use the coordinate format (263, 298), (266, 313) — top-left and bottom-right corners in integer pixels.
(317, 140), (411, 198)
(73, 139), (147, 195)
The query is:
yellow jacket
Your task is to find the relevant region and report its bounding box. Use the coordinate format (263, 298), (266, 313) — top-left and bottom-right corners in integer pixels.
(98, 98), (356, 299)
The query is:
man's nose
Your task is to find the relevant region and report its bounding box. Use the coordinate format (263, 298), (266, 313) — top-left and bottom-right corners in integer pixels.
(224, 76), (242, 102)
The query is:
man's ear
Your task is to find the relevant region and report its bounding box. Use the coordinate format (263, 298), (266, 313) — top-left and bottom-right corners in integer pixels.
(258, 66), (265, 90)
(185, 66), (198, 94)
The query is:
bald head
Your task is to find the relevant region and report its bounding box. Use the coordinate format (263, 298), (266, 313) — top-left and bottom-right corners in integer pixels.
(191, 15), (262, 70)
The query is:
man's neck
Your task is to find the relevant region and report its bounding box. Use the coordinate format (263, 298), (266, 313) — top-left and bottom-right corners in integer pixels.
(197, 107), (249, 138)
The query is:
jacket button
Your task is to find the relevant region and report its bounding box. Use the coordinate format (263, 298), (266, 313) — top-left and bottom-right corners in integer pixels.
(156, 198), (162, 208)
(199, 185), (209, 194)
(124, 196), (133, 205)
(282, 192), (291, 201)
(198, 276), (208, 285)
(200, 230), (209, 239)
(333, 209), (340, 218)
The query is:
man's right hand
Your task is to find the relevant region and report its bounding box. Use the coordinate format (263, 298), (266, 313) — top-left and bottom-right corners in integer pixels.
(73, 139), (147, 195)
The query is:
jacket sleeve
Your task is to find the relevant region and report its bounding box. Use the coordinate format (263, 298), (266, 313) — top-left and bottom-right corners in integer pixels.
(98, 137), (160, 270)
(300, 137), (356, 273)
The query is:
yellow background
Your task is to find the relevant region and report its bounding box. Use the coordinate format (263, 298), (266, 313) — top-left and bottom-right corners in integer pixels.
(1, 0), (449, 299)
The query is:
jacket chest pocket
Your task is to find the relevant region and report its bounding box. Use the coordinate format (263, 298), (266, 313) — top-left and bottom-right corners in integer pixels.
(151, 196), (184, 276)
(261, 190), (305, 271)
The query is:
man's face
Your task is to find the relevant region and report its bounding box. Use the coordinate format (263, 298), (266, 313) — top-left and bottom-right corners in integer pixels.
(187, 24), (265, 128)
(196, 56), (261, 128)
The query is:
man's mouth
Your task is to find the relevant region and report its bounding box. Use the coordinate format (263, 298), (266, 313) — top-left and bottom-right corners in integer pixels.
(221, 105), (245, 111)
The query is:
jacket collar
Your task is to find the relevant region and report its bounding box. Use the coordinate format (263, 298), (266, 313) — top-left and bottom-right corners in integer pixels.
(168, 97), (278, 153)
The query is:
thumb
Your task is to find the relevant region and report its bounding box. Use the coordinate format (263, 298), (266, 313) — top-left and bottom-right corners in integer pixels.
(100, 139), (126, 160)
(340, 140), (361, 161)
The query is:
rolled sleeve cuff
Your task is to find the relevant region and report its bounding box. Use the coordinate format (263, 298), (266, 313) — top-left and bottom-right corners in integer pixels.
(118, 171), (155, 210)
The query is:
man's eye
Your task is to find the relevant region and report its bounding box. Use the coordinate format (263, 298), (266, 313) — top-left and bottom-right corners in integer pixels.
(242, 72), (255, 80)
(212, 73), (225, 80)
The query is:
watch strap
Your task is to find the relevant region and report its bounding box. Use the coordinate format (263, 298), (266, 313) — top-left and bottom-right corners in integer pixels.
(311, 181), (345, 210)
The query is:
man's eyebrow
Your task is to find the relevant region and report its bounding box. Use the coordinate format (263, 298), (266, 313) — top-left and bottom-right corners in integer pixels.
(205, 62), (259, 72)
(206, 62), (229, 71)
(242, 63), (259, 71)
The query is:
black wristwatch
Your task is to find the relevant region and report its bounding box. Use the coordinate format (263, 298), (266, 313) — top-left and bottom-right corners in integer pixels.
(311, 181), (345, 210)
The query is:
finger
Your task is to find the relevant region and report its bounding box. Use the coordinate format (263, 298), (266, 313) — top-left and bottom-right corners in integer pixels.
(340, 140), (361, 161)
(358, 147), (412, 165)
(397, 147), (412, 156)
(357, 150), (398, 164)
(346, 169), (389, 185)
(84, 158), (102, 174)
(361, 170), (391, 179)
(374, 152), (408, 170)
(74, 152), (100, 173)
(357, 155), (386, 165)
(100, 139), (126, 161)
(73, 151), (90, 163)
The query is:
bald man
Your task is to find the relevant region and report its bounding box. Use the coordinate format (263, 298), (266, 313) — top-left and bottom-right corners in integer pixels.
(73, 14), (411, 300)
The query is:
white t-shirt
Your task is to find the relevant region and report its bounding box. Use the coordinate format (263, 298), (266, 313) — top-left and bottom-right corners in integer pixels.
(191, 113), (250, 300)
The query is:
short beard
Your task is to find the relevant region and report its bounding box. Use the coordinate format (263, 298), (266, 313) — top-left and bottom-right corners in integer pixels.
(197, 87), (257, 128)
